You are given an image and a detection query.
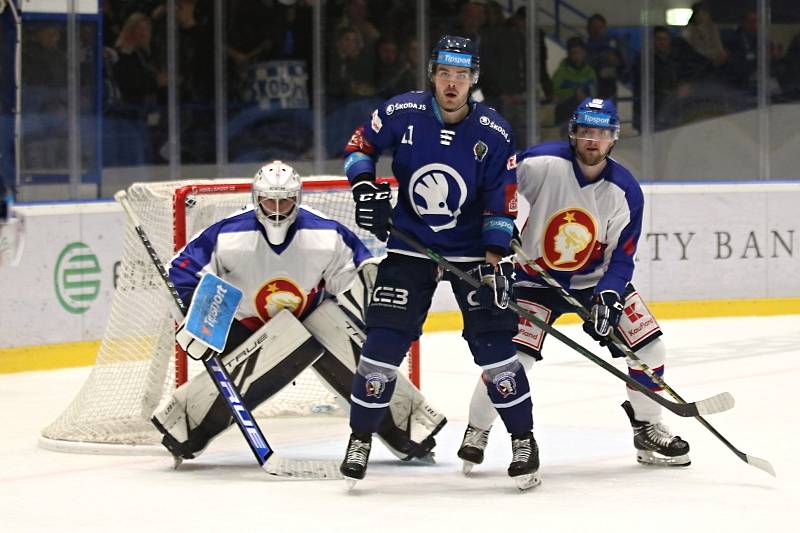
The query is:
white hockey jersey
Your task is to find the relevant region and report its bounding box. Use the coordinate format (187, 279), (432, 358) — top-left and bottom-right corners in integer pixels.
(169, 206), (373, 330)
(514, 141), (644, 295)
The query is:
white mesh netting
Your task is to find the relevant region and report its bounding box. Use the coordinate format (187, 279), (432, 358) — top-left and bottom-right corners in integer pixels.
(41, 177), (399, 449)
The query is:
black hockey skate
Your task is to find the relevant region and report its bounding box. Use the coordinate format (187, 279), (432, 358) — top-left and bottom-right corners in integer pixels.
(340, 432), (372, 488)
(457, 424), (491, 474)
(508, 432), (541, 490)
(622, 400), (691, 467)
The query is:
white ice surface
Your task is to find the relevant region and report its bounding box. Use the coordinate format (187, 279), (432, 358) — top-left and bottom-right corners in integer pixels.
(2, 316), (798, 533)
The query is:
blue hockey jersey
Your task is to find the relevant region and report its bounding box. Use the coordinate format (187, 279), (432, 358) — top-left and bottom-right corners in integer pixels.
(344, 91), (518, 261)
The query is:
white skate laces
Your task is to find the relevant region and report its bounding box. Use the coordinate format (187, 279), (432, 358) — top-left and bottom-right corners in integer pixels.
(463, 424), (490, 450)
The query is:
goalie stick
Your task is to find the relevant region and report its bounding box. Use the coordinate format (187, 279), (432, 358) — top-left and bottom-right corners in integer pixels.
(115, 190), (341, 480)
(388, 225), (732, 419)
(511, 242), (774, 477)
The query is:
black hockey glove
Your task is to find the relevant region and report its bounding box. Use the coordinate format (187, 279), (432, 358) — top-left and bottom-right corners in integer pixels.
(473, 258), (515, 313)
(352, 177), (392, 241)
(582, 290), (624, 343)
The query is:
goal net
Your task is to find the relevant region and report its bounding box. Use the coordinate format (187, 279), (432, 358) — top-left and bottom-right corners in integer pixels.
(40, 177), (416, 452)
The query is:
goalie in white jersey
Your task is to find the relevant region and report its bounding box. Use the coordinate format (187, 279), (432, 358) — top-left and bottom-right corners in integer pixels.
(151, 161), (446, 463)
(458, 98), (691, 471)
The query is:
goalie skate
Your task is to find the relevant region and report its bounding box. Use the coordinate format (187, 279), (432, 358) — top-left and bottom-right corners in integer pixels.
(508, 432), (541, 491)
(622, 400), (691, 467)
(457, 424), (491, 474)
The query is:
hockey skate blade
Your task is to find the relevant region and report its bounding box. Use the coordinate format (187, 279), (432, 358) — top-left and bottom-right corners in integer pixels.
(695, 392), (735, 415)
(636, 450), (691, 467)
(172, 456), (183, 470)
(513, 472), (541, 491)
(262, 455), (343, 480)
(461, 461), (476, 475)
(344, 476), (360, 490)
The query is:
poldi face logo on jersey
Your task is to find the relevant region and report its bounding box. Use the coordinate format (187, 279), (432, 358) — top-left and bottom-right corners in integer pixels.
(54, 242), (102, 314)
(254, 277), (307, 321)
(408, 163), (468, 232)
(542, 208), (599, 271)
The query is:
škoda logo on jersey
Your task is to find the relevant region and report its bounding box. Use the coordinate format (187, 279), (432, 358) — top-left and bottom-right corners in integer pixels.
(254, 277), (308, 321)
(385, 101), (426, 115)
(408, 163), (468, 232)
(479, 115), (510, 142)
(541, 208), (600, 271)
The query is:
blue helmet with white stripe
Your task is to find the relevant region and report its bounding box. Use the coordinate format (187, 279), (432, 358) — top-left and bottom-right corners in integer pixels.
(569, 98), (620, 141)
(428, 35), (480, 85)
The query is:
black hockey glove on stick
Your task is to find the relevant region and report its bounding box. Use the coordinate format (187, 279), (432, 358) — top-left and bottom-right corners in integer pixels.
(472, 259), (515, 314)
(387, 224), (733, 419)
(352, 176), (392, 241)
(511, 240), (773, 477)
(582, 290), (624, 344)
(116, 190), (342, 480)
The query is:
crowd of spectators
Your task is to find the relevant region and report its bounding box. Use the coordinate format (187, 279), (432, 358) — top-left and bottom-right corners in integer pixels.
(19, 0), (800, 167)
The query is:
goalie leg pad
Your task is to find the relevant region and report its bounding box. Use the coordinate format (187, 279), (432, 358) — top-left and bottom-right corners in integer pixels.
(304, 300), (447, 461)
(151, 310), (325, 459)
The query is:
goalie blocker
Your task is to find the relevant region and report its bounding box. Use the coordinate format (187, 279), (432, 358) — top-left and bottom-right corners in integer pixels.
(151, 300), (446, 462)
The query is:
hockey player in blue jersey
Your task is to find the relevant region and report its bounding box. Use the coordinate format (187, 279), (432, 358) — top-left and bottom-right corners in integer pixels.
(150, 161), (447, 465)
(339, 35), (539, 490)
(458, 98), (691, 472)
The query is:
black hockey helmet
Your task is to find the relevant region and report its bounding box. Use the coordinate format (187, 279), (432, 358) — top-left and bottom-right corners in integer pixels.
(428, 35), (480, 85)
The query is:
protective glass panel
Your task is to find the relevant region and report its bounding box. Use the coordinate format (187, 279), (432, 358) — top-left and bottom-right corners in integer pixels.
(223, 1), (313, 166)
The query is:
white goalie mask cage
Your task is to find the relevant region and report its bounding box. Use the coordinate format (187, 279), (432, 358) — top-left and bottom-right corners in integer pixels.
(252, 161), (302, 245)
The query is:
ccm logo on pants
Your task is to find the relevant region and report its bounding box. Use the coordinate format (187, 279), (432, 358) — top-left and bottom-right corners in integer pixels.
(372, 286), (409, 307)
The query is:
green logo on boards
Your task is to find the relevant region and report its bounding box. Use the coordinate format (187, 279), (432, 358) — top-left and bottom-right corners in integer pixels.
(54, 242), (101, 314)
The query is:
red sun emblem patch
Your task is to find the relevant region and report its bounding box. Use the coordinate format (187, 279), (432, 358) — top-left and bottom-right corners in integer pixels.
(254, 278), (307, 322)
(541, 208), (598, 271)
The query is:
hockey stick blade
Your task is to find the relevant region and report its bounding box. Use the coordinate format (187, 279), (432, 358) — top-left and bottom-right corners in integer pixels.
(745, 455), (776, 477)
(389, 225), (727, 419)
(694, 391), (735, 416)
(262, 455), (343, 480)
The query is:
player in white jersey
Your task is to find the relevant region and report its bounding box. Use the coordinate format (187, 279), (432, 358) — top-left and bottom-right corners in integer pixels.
(151, 161), (446, 463)
(458, 98), (691, 471)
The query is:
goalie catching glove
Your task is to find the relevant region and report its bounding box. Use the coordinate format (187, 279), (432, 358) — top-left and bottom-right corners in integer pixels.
(352, 175), (392, 241)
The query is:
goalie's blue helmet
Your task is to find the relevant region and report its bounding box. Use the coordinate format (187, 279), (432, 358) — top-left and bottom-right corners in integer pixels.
(428, 35), (480, 84)
(569, 97), (620, 140)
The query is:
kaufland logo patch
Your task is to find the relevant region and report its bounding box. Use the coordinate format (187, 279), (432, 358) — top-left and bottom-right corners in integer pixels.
(438, 51), (471, 67)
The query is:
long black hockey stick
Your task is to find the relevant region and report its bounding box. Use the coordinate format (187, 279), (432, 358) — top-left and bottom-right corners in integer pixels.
(389, 225), (731, 419)
(511, 242), (774, 476)
(116, 191), (341, 480)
